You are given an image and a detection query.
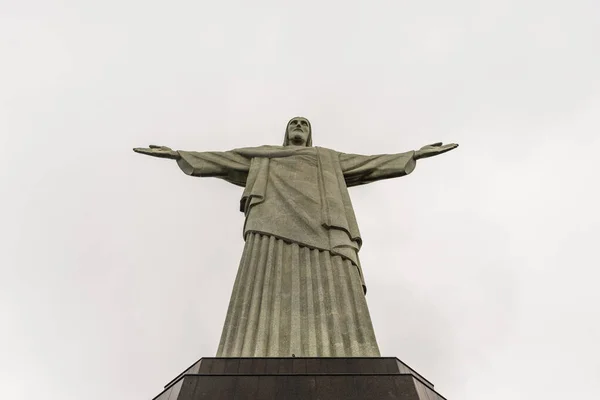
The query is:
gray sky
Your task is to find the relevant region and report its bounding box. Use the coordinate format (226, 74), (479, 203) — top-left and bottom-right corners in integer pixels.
(1, 0), (599, 399)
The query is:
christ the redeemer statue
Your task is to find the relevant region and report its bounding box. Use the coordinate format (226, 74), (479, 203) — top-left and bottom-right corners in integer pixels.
(134, 117), (457, 358)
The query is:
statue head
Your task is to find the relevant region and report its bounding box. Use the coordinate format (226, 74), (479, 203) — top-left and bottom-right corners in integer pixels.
(283, 117), (312, 147)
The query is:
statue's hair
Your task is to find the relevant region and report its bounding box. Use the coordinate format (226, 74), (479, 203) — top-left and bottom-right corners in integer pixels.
(283, 116), (313, 146)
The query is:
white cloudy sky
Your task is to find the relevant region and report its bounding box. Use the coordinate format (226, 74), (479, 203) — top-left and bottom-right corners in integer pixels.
(1, 0), (599, 399)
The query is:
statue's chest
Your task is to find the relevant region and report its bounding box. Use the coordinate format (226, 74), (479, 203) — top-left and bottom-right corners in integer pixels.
(269, 154), (318, 181)
(265, 155), (321, 205)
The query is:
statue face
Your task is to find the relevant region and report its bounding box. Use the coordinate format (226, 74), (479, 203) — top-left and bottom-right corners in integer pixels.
(287, 117), (310, 146)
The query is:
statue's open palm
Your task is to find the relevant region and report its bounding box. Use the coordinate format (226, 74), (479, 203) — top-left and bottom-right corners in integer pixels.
(133, 145), (180, 160)
(414, 142), (458, 160)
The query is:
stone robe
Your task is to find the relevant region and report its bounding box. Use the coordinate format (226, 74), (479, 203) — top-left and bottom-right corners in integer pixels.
(177, 145), (415, 357)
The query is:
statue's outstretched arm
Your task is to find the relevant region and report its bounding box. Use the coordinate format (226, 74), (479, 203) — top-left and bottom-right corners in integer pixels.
(133, 145), (250, 187)
(340, 142), (458, 187)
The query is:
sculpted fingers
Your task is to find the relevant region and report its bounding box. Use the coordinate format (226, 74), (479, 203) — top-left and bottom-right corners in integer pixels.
(133, 146), (177, 158)
(133, 147), (152, 155)
(415, 142), (459, 160)
(149, 144), (173, 150)
(432, 143), (459, 156)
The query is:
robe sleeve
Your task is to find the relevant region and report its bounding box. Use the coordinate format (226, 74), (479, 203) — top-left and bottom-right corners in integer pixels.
(176, 150), (251, 187)
(339, 151), (417, 187)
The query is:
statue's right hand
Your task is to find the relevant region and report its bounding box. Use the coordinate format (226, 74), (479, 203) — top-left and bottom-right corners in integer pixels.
(133, 145), (180, 160)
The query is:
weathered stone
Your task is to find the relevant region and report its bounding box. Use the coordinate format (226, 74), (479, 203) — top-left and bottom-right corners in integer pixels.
(134, 117), (458, 358)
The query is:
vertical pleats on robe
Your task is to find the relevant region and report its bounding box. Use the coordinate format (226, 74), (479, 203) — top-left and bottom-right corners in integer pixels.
(217, 232), (380, 357)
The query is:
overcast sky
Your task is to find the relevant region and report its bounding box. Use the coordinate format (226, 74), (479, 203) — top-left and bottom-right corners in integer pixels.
(1, 0), (599, 399)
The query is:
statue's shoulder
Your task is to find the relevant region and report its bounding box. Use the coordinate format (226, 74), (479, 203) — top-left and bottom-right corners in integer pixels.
(232, 146), (337, 159)
(231, 145), (286, 158)
(314, 146), (336, 153)
(233, 145), (284, 152)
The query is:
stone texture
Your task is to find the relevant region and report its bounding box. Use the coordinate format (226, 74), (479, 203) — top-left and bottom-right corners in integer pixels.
(217, 233), (380, 358)
(133, 117), (458, 359)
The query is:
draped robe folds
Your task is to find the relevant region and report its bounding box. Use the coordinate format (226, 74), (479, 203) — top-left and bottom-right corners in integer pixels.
(177, 145), (416, 357)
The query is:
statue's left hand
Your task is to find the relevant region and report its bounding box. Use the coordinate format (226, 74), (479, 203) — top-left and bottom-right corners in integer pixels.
(133, 145), (180, 160)
(414, 142), (458, 160)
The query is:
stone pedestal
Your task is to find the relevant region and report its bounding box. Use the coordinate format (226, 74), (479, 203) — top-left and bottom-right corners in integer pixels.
(153, 357), (446, 400)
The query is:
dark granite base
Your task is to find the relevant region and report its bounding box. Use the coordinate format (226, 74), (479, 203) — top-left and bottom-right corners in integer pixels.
(153, 358), (446, 400)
